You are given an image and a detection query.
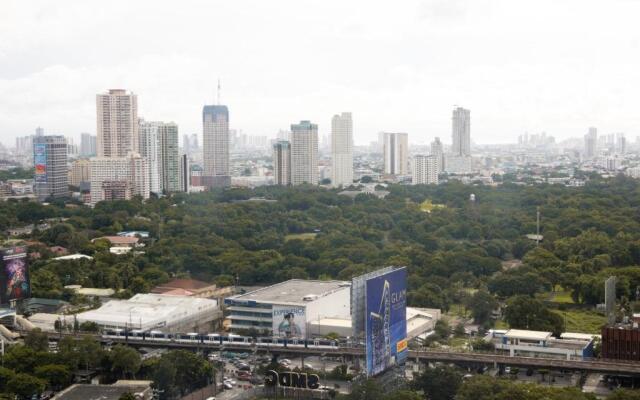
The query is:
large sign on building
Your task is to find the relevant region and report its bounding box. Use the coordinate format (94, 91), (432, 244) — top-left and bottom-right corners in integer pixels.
(273, 305), (306, 338)
(365, 267), (407, 377)
(34, 143), (47, 183)
(0, 246), (30, 304)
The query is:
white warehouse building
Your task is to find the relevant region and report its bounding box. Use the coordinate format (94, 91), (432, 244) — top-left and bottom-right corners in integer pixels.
(225, 279), (351, 336)
(76, 294), (221, 333)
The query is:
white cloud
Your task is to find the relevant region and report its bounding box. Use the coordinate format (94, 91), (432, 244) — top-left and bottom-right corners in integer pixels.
(1, 0), (640, 146)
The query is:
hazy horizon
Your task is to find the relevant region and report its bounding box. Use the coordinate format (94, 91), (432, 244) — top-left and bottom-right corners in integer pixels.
(2, 0), (640, 148)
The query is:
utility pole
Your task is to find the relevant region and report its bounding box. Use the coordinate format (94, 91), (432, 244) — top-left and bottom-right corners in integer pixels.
(536, 206), (541, 247)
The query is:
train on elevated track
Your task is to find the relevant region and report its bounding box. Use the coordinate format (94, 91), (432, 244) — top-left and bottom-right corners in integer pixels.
(102, 329), (340, 349)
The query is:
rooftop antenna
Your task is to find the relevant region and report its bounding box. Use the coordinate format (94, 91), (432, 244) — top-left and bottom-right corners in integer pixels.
(217, 78), (221, 105)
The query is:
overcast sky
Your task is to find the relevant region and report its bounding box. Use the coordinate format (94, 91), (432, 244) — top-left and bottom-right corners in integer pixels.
(2, 0), (640, 147)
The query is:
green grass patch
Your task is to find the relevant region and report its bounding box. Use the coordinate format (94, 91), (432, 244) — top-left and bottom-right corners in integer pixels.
(494, 320), (509, 330)
(550, 291), (574, 304)
(551, 308), (606, 334)
(284, 233), (317, 242)
(447, 303), (471, 318)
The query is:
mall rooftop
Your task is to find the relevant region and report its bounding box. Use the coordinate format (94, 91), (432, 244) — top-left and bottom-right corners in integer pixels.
(228, 279), (351, 305)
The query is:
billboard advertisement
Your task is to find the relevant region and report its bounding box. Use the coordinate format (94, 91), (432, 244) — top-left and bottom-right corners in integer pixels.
(34, 143), (47, 183)
(0, 246), (30, 304)
(365, 267), (407, 377)
(273, 305), (306, 339)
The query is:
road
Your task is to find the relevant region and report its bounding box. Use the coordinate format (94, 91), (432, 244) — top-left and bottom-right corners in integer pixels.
(47, 332), (640, 375)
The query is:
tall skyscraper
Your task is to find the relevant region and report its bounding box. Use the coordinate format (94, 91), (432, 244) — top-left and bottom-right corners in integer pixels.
(138, 120), (161, 194)
(96, 89), (138, 157)
(290, 121), (318, 185)
(331, 112), (353, 187)
(413, 155), (439, 185)
(451, 107), (471, 156)
(33, 135), (68, 201)
(430, 137), (444, 173)
(584, 127), (598, 159)
(158, 122), (180, 193)
(616, 133), (626, 155)
(80, 133), (97, 157)
(179, 154), (190, 192)
(383, 132), (408, 175)
(272, 140), (291, 185)
(202, 105), (230, 187)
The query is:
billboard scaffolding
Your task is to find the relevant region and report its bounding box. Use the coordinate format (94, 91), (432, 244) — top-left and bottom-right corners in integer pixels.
(1, 246), (30, 305)
(365, 267), (407, 377)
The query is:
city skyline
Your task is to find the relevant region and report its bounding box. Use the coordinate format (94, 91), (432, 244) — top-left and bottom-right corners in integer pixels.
(2, 1), (640, 147)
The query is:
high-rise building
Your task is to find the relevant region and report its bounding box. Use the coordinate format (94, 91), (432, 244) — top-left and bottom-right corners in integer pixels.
(272, 140), (291, 185)
(182, 133), (199, 155)
(331, 112), (353, 187)
(80, 133), (97, 157)
(584, 127), (598, 159)
(96, 89), (138, 157)
(158, 122), (180, 193)
(179, 154), (190, 192)
(413, 155), (439, 185)
(138, 120), (161, 194)
(430, 137), (444, 173)
(616, 133), (626, 155)
(33, 135), (68, 201)
(89, 153), (149, 205)
(202, 105), (230, 187)
(66, 137), (79, 158)
(290, 121), (318, 185)
(383, 132), (408, 175)
(69, 159), (91, 187)
(452, 107), (471, 157)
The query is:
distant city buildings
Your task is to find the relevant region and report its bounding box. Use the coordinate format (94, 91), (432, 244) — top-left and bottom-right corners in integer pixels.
(413, 155), (439, 185)
(182, 133), (199, 155)
(383, 132), (408, 175)
(290, 120), (318, 185)
(273, 140), (291, 185)
(80, 133), (96, 157)
(33, 135), (69, 201)
(331, 112), (353, 187)
(584, 127), (598, 159)
(96, 89), (138, 157)
(202, 105), (230, 187)
(430, 137), (444, 173)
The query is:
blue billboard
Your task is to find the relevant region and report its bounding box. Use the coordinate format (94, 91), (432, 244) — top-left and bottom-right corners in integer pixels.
(34, 143), (47, 183)
(365, 267), (408, 376)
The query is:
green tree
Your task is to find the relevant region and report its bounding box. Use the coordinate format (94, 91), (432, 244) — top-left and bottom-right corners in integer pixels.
(6, 373), (46, 400)
(504, 295), (564, 335)
(347, 379), (384, 400)
(466, 290), (498, 325)
(34, 364), (72, 389)
(412, 366), (462, 400)
(109, 345), (141, 378)
(0, 367), (16, 392)
(24, 328), (49, 352)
